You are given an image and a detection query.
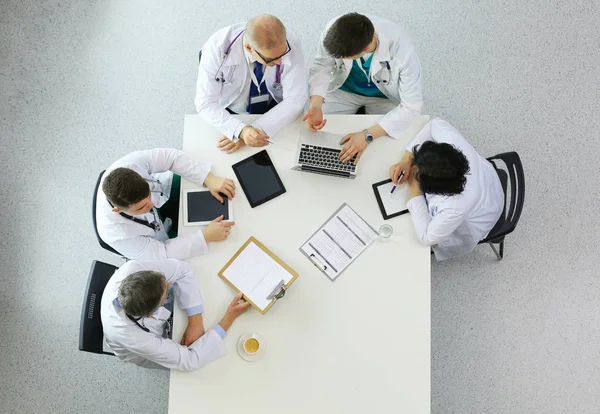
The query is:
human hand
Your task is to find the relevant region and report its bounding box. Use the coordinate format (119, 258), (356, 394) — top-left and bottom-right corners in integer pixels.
(240, 126), (269, 147)
(217, 136), (246, 154)
(219, 293), (251, 331)
(202, 215), (235, 242)
(302, 107), (327, 132)
(339, 132), (368, 165)
(180, 314), (204, 346)
(389, 151), (414, 185)
(203, 172), (235, 203)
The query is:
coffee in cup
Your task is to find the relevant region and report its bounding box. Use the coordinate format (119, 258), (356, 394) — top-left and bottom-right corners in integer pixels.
(244, 337), (260, 354)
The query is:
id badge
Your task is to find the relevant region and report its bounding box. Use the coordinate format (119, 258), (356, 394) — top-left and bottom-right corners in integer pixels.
(250, 93), (270, 105)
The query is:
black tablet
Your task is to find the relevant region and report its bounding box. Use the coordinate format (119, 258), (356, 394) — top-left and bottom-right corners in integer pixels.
(372, 178), (410, 220)
(232, 150), (286, 208)
(183, 189), (232, 226)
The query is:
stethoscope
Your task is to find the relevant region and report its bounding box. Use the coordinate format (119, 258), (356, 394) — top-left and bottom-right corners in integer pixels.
(127, 314), (150, 333)
(146, 178), (163, 197)
(374, 61), (392, 85)
(214, 31), (283, 90)
(330, 59), (392, 86)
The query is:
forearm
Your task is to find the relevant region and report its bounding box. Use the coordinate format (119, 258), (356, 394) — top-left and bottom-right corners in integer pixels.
(186, 314), (204, 336)
(409, 183), (423, 198)
(366, 124), (388, 140)
(141, 331), (226, 372)
(166, 151), (211, 185)
(218, 313), (236, 332)
(308, 95), (325, 109)
(378, 105), (423, 140)
(164, 231), (209, 260)
(197, 96), (245, 139)
(406, 195), (435, 245)
(253, 98), (305, 138)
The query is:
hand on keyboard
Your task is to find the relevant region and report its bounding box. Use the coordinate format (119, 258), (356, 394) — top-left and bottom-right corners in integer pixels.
(299, 144), (357, 173)
(339, 132), (369, 165)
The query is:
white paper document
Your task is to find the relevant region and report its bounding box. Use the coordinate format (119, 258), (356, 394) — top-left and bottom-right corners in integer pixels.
(222, 242), (294, 311)
(300, 204), (378, 281)
(376, 181), (410, 217)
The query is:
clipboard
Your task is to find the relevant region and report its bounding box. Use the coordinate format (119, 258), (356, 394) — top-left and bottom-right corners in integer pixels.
(218, 237), (299, 315)
(372, 179), (410, 220)
(299, 203), (378, 281)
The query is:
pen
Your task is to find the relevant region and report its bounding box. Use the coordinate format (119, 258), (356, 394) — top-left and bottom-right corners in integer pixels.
(390, 171), (405, 194)
(266, 139), (293, 151)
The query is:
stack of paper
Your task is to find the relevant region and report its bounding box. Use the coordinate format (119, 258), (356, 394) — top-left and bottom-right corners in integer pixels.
(222, 242), (294, 311)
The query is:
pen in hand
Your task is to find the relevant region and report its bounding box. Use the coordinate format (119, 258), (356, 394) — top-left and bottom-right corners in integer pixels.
(390, 171), (405, 194)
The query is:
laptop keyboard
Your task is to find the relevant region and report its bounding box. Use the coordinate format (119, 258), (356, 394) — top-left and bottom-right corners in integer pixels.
(298, 144), (357, 173)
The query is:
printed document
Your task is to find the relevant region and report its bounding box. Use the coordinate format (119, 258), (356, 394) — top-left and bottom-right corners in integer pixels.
(300, 204), (377, 280)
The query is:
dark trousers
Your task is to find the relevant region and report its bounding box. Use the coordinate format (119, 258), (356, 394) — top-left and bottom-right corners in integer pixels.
(226, 99), (278, 115)
(157, 174), (181, 238)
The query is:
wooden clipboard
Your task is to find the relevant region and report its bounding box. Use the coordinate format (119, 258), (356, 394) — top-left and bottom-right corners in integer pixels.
(218, 237), (299, 315)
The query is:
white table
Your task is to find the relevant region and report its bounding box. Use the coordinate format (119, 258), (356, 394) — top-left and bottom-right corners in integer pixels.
(169, 115), (431, 414)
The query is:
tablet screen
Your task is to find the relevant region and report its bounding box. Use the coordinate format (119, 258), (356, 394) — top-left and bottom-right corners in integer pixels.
(232, 150), (286, 208)
(186, 191), (229, 222)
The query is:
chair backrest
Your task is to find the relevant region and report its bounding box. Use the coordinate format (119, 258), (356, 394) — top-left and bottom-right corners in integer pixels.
(92, 171), (123, 256)
(79, 260), (119, 355)
(482, 152), (525, 243)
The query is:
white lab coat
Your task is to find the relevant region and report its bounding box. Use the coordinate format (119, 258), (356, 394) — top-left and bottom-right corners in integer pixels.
(309, 15), (423, 139)
(96, 148), (211, 260)
(100, 260), (227, 371)
(405, 119), (504, 261)
(195, 22), (308, 139)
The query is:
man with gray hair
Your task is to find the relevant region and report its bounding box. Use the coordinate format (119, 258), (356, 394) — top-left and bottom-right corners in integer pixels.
(100, 259), (250, 371)
(195, 15), (308, 154)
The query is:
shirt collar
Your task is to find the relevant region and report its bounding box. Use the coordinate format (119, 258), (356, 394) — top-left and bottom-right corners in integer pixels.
(372, 33), (391, 63)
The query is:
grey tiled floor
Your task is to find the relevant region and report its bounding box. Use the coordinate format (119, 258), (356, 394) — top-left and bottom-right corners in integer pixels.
(2, 1), (599, 413)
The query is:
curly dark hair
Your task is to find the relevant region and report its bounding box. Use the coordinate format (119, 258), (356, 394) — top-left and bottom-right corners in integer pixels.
(411, 141), (470, 196)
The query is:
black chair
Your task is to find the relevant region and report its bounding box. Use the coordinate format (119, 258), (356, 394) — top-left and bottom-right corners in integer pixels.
(79, 260), (118, 355)
(479, 152), (525, 260)
(92, 171), (123, 257)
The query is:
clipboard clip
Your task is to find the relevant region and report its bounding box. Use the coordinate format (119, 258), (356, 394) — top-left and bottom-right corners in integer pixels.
(308, 254), (328, 272)
(266, 280), (287, 301)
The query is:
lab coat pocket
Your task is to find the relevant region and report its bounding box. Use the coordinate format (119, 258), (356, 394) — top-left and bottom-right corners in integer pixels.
(223, 66), (237, 84)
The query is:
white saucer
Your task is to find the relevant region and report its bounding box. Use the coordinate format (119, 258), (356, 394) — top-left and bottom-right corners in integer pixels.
(237, 333), (265, 362)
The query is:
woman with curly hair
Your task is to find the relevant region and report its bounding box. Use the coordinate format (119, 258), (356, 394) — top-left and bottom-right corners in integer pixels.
(389, 119), (504, 260)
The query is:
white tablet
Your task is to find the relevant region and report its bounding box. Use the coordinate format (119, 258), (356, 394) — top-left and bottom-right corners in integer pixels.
(183, 188), (233, 226)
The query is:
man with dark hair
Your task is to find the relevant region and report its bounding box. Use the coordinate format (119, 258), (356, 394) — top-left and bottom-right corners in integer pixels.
(195, 14), (308, 154)
(304, 13), (424, 165)
(100, 259), (250, 371)
(389, 119), (504, 260)
(96, 148), (236, 260)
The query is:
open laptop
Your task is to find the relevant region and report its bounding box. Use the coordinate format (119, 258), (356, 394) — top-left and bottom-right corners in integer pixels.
(292, 130), (358, 179)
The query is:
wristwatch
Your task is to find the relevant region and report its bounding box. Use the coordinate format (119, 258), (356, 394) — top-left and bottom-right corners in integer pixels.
(363, 129), (374, 144)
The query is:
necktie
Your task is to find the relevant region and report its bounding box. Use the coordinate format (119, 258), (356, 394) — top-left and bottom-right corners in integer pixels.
(247, 62), (270, 114)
